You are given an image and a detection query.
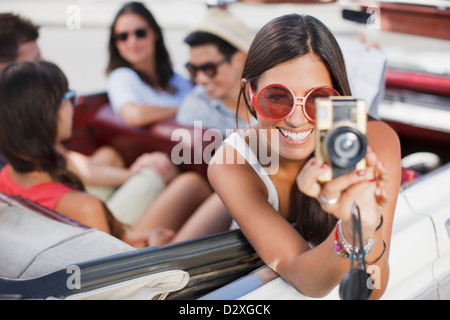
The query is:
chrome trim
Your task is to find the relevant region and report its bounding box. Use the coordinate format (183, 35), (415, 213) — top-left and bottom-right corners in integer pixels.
(198, 266), (279, 300)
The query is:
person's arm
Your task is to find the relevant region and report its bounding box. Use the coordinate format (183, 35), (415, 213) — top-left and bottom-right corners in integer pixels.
(107, 68), (178, 127)
(62, 146), (177, 187)
(119, 102), (177, 127)
(365, 120), (402, 298)
(55, 191), (111, 233)
(208, 122), (400, 299)
(208, 144), (348, 297)
(295, 120), (401, 298)
(64, 150), (132, 187)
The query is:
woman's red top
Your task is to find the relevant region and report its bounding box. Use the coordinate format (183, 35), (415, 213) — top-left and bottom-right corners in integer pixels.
(0, 164), (75, 210)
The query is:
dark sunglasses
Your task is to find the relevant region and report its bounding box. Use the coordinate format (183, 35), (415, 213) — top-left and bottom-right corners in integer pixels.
(185, 56), (231, 79)
(114, 28), (148, 42)
(249, 83), (340, 122)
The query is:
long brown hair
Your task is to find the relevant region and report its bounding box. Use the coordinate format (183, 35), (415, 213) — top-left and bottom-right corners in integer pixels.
(0, 60), (83, 190)
(239, 14), (352, 246)
(0, 60), (125, 239)
(106, 2), (174, 91)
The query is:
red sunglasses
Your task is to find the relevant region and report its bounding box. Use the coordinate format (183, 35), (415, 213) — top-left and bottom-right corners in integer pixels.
(249, 83), (340, 122)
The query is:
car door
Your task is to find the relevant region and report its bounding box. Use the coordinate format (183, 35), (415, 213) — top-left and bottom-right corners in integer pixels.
(399, 163), (450, 300)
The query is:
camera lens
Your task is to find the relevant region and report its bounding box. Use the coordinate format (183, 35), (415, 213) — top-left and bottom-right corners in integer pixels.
(326, 126), (367, 169)
(334, 132), (360, 159)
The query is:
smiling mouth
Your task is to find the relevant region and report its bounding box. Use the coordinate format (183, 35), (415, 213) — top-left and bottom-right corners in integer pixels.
(278, 128), (314, 141)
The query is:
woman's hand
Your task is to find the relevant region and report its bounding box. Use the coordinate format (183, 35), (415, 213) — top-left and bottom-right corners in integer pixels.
(129, 152), (179, 184)
(122, 228), (175, 248)
(296, 147), (390, 236)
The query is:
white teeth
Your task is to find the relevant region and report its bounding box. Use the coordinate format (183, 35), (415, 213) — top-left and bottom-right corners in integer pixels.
(279, 128), (313, 141)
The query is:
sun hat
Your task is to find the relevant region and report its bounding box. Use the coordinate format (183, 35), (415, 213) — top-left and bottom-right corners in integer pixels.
(188, 8), (253, 53)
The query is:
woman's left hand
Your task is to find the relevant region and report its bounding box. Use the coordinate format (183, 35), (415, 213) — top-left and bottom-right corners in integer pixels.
(296, 147), (390, 235)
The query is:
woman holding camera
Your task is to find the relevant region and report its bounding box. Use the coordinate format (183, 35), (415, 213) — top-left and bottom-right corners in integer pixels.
(208, 14), (401, 299)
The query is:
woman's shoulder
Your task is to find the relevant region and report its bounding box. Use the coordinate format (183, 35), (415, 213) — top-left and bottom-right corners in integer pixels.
(209, 130), (261, 178)
(56, 191), (109, 230)
(108, 67), (139, 80)
(58, 191), (102, 209)
(106, 67), (148, 106)
(55, 188), (110, 222)
(367, 120), (401, 173)
(367, 120), (400, 147)
(208, 139), (268, 194)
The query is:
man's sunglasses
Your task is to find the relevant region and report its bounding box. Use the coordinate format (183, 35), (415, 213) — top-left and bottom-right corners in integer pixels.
(185, 56), (231, 79)
(62, 89), (78, 107)
(114, 28), (148, 42)
(249, 83), (340, 122)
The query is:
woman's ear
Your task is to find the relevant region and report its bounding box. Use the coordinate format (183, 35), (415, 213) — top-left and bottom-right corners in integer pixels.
(240, 78), (247, 90)
(241, 78), (257, 118)
(241, 78), (250, 103)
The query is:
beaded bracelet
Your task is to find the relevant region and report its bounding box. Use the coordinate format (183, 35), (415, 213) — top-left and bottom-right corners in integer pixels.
(334, 219), (374, 259)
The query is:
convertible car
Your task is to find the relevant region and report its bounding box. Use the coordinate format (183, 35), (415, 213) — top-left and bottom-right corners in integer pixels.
(0, 65), (448, 300)
(0, 0), (449, 301)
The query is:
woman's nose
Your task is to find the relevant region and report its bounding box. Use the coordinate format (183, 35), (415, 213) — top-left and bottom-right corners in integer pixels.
(285, 102), (309, 127)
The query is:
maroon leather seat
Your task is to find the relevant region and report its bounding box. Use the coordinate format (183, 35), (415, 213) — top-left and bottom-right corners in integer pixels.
(90, 104), (220, 177)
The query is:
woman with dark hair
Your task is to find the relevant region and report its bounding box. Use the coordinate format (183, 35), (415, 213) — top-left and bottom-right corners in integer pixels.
(208, 14), (401, 299)
(0, 60), (208, 247)
(0, 61), (114, 233)
(106, 2), (192, 127)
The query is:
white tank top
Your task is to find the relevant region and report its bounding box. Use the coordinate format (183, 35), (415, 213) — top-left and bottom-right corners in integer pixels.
(224, 132), (279, 212)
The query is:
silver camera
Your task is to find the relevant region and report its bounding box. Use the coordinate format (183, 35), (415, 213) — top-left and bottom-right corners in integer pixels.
(315, 97), (367, 182)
